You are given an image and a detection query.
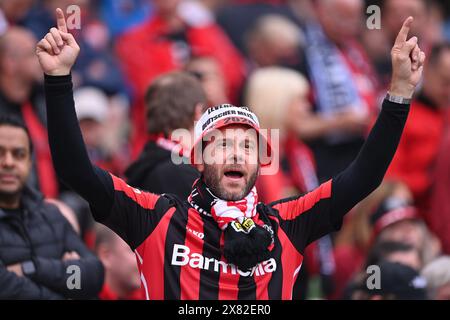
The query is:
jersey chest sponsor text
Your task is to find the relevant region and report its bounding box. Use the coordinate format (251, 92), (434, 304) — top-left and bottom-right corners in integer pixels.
(171, 244), (277, 277)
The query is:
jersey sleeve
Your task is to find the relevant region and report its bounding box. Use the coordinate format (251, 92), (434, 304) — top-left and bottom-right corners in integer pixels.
(270, 180), (336, 253)
(44, 74), (174, 250)
(270, 99), (410, 253)
(101, 174), (175, 250)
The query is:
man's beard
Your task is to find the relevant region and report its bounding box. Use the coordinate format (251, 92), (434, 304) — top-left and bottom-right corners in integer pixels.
(0, 188), (22, 207)
(202, 164), (259, 201)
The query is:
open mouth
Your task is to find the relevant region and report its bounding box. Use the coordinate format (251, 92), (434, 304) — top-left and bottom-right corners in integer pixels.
(224, 170), (244, 179)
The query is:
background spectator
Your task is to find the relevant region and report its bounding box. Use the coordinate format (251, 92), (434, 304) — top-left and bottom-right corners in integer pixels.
(0, 26), (58, 198)
(125, 72), (204, 198)
(185, 55), (229, 106)
(95, 223), (142, 300)
(115, 0), (246, 157)
(0, 115), (104, 299)
(354, 261), (428, 300)
(303, 0), (379, 182)
(421, 256), (450, 300)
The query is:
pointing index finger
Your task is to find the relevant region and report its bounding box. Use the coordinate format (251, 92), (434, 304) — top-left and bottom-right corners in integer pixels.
(56, 8), (68, 33)
(394, 16), (413, 46)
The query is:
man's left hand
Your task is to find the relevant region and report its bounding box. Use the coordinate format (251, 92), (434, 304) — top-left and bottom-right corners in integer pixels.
(6, 263), (23, 277)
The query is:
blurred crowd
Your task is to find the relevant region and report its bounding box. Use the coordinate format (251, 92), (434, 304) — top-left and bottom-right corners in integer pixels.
(1, 0), (450, 300)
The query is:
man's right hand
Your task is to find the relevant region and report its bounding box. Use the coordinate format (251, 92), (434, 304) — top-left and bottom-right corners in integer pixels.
(36, 8), (80, 76)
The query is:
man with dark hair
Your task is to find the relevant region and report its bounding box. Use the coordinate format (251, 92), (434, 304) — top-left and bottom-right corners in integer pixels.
(125, 72), (206, 198)
(0, 26), (59, 198)
(39, 10), (424, 300)
(0, 114), (104, 299)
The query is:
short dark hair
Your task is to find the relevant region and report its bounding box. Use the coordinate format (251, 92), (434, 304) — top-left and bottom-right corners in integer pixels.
(0, 114), (33, 154)
(365, 240), (415, 268)
(145, 72), (207, 137)
(428, 42), (450, 66)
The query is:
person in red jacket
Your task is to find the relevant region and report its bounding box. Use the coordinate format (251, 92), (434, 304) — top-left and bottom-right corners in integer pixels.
(115, 0), (246, 157)
(387, 42), (450, 219)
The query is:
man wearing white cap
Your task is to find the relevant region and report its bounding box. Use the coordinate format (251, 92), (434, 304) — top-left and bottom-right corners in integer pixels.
(38, 9), (425, 299)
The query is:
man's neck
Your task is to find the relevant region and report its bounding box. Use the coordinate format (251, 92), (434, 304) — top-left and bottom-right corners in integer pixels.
(0, 194), (21, 210)
(0, 75), (32, 104)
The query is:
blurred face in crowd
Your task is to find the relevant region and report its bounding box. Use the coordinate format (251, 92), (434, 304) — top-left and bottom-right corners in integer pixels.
(385, 248), (422, 271)
(98, 234), (141, 295)
(316, 0), (363, 45)
(185, 57), (228, 106)
(285, 88), (312, 135)
(153, 0), (180, 17)
(79, 118), (103, 148)
(266, 37), (300, 68)
(378, 220), (425, 252)
(198, 124), (260, 201)
(0, 0), (34, 22)
(0, 125), (31, 202)
(382, 0), (426, 41)
(0, 28), (41, 83)
(423, 49), (450, 108)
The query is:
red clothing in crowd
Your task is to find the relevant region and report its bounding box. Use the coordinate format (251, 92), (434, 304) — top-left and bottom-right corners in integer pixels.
(21, 102), (59, 198)
(116, 15), (246, 157)
(99, 283), (143, 300)
(386, 94), (448, 217)
(331, 244), (365, 299)
(429, 110), (450, 253)
(256, 135), (317, 203)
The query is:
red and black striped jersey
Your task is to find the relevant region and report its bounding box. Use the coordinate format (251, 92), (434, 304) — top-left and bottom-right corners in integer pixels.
(45, 74), (410, 301)
(106, 174), (338, 300)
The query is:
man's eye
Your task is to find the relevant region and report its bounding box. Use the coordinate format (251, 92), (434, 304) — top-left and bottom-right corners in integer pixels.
(13, 150), (26, 159)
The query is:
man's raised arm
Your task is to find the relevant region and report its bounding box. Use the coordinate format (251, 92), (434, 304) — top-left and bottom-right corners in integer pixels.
(331, 16), (426, 222)
(36, 8), (113, 220)
(272, 17), (426, 249)
(37, 9), (169, 249)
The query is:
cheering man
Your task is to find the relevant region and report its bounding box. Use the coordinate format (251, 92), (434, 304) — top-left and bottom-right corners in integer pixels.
(37, 8), (425, 299)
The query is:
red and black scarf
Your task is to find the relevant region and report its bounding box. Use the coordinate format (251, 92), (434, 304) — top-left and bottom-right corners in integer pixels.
(188, 178), (275, 270)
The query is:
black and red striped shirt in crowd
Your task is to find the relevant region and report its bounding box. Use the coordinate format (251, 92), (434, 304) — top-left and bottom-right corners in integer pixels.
(110, 175), (335, 299)
(44, 74), (410, 300)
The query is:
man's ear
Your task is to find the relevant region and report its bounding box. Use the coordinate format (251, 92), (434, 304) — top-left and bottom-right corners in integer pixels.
(97, 244), (112, 269)
(194, 103), (204, 121)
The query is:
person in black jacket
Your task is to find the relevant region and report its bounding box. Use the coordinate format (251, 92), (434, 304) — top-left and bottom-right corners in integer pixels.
(125, 71), (206, 198)
(0, 115), (104, 299)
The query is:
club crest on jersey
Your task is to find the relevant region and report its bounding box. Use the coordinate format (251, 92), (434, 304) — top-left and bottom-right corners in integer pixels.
(231, 218), (256, 234)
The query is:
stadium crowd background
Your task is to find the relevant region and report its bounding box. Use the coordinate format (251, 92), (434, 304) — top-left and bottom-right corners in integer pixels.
(1, 0), (450, 300)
